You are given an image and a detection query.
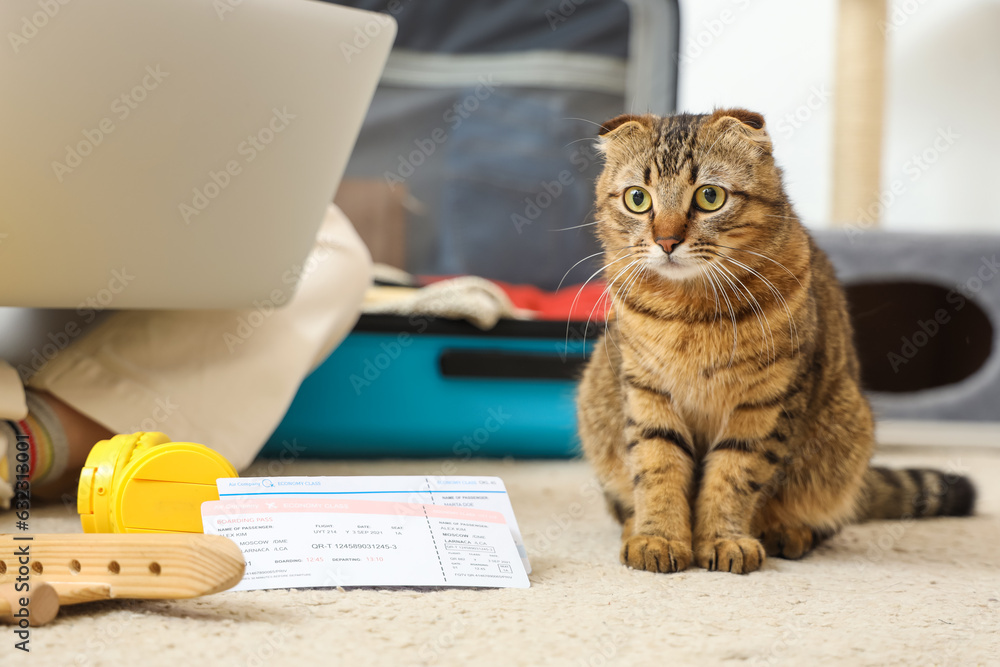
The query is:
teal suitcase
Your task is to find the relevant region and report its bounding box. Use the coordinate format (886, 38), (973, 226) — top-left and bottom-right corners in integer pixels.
(263, 315), (595, 458)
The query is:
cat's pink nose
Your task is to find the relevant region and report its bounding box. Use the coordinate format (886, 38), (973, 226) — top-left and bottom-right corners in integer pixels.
(656, 236), (683, 254)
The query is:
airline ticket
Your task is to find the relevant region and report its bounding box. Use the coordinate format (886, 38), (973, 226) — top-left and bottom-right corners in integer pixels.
(202, 496), (529, 590)
(216, 475), (531, 572)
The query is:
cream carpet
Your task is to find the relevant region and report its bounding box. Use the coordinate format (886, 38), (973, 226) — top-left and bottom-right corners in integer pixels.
(3, 447), (999, 667)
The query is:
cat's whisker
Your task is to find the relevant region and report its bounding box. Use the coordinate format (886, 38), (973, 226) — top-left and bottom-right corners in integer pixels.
(713, 243), (803, 288)
(587, 257), (642, 337)
(616, 265), (649, 363)
(617, 260), (646, 313)
(564, 251), (637, 356)
(711, 262), (746, 304)
(623, 264), (650, 320)
(704, 263), (739, 365)
(607, 260), (642, 333)
(697, 271), (711, 303)
(557, 249), (610, 292)
(606, 258), (644, 338)
(561, 243), (640, 293)
(706, 242), (803, 351)
(713, 252), (800, 353)
(709, 261), (767, 360)
(592, 258), (642, 332)
(699, 262), (723, 326)
(562, 116), (616, 132)
(615, 262), (664, 380)
(602, 290), (620, 362)
(587, 258), (644, 361)
(563, 136), (601, 150)
(712, 259), (776, 362)
(698, 261), (722, 315)
(603, 261), (647, 371)
(550, 206), (597, 233)
(707, 255), (777, 345)
(733, 265), (779, 362)
(550, 220), (601, 232)
(711, 266), (741, 365)
(599, 277), (621, 372)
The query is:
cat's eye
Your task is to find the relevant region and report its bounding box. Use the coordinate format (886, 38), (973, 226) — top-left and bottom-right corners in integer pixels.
(693, 185), (727, 212)
(623, 186), (652, 214)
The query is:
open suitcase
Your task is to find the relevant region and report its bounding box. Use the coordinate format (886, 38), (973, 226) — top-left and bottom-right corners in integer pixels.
(266, 315), (596, 458)
(262, 0), (681, 458)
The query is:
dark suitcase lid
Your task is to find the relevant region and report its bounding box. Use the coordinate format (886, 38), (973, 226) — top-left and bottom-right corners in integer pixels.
(354, 313), (603, 341)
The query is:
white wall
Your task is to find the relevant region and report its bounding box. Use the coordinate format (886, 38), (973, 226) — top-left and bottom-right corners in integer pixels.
(677, 0), (1000, 232)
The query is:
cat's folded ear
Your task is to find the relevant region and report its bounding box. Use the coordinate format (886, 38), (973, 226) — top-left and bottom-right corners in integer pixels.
(708, 108), (772, 153)
(596, 114), (654, 156)
(597, 114), (653, 137)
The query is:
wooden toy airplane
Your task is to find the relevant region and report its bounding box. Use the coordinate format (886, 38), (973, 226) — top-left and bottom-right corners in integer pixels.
(0, 533), (245, 626)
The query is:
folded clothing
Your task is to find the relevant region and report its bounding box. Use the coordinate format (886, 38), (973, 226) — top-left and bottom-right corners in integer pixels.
(364, 265), (611, 329)
(364, 275), (533, 330)
(487, 281), (611, 322)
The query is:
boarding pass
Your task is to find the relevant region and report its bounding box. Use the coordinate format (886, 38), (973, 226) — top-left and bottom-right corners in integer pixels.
(216, 475), (531, 572)
(201, 497), (529, 590)
(204, 476), (531, 590)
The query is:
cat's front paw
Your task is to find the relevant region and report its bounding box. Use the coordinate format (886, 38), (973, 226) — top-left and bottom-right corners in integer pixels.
(620, 534), (691, 573)
(695, 536), (765, 574)
(759, 526), (825, 560)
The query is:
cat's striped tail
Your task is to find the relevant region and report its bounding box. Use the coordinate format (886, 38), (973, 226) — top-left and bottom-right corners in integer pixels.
(858, 467), (976, 521)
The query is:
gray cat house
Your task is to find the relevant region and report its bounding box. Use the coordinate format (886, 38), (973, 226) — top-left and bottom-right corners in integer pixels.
(815, 230), (999, 427)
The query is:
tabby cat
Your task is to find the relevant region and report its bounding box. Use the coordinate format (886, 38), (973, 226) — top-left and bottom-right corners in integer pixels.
(577, 109), (975, 574)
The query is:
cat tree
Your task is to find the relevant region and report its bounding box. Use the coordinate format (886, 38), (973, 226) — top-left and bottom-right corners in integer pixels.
(832, 0), (887, 225)
(821, 0), (1000, 439)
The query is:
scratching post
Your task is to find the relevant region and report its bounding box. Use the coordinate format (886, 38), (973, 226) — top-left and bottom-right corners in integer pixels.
(832, 0), (888, 226)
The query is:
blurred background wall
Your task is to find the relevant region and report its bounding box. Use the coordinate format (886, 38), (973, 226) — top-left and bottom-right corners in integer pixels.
(679, 0), (1000, 232)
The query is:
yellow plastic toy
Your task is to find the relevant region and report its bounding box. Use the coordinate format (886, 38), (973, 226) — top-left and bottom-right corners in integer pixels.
(77, 432), (238, 534)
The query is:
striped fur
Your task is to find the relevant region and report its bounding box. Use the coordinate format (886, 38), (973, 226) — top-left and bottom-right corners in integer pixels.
(577, 110), (976, 574)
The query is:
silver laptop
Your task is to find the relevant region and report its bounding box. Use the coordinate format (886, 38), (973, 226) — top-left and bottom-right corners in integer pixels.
(0, 0), (394, 308)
